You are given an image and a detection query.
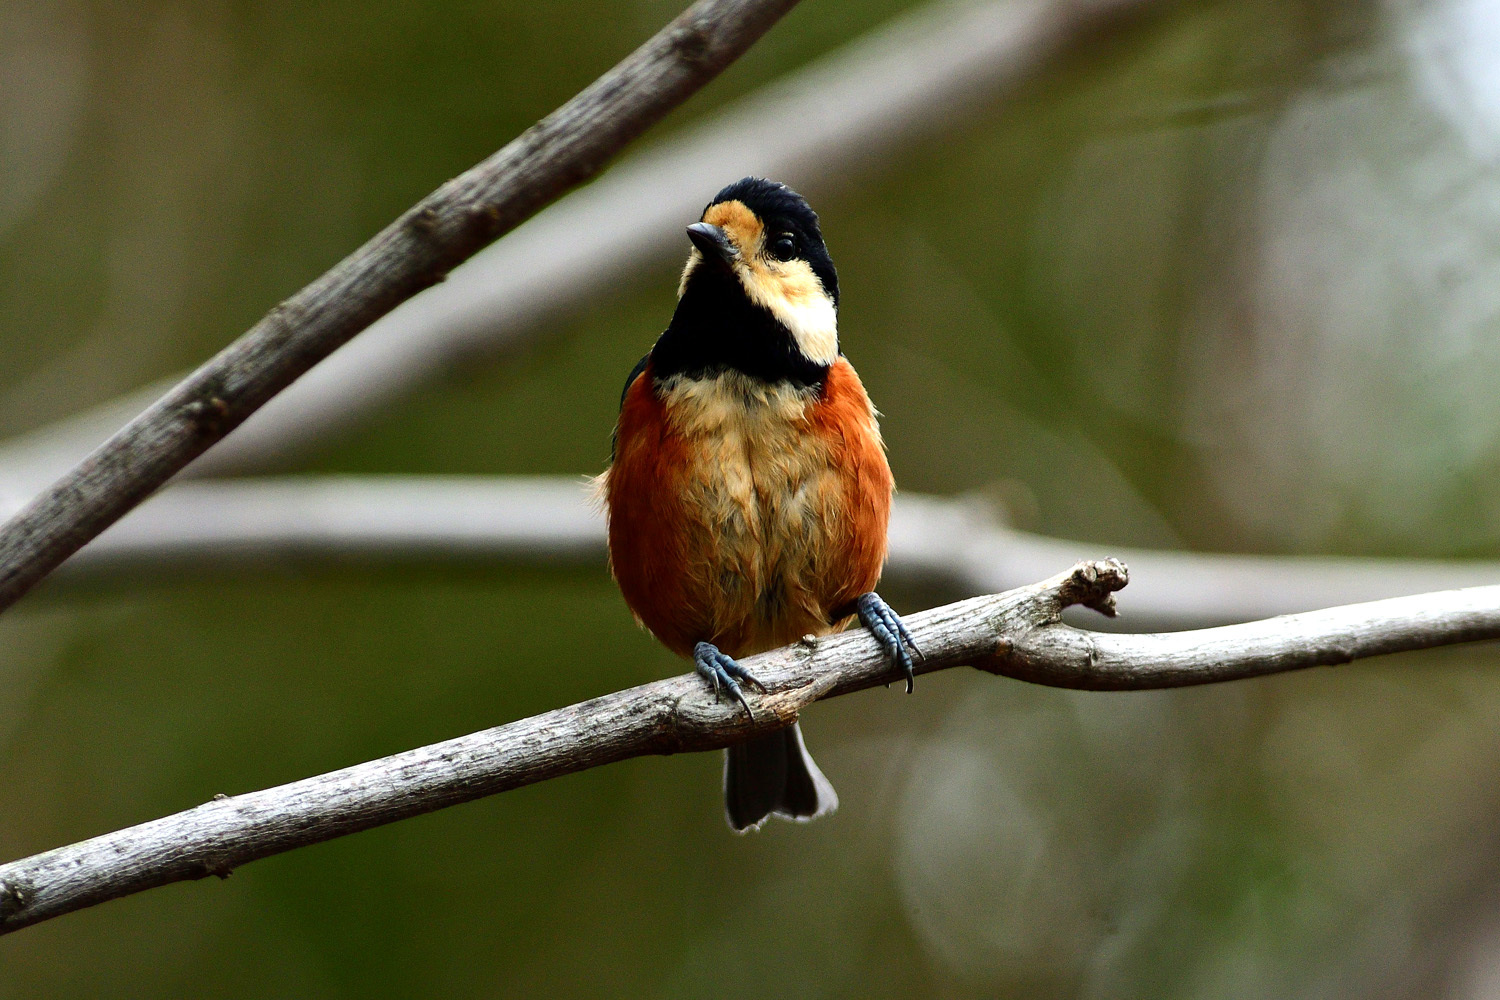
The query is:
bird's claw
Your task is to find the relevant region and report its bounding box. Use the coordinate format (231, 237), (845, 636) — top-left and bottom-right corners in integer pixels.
(693, 641), (764, 717)
(856, 592), (921, 693)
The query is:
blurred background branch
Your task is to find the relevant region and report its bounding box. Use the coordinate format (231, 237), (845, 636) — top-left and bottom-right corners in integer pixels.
(7, 559), (1500, 936)
(35, 473), (1500, 628)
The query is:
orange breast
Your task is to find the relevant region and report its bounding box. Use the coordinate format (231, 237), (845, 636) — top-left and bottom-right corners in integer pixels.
(604, 358), (892, 659)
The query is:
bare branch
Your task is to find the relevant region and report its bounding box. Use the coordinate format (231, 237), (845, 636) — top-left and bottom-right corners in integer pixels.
(0, 0), (805, 616)
(0, 0), (1157, 501)
(48, 475), (1500, 627)
(4, 560), (1500, 934)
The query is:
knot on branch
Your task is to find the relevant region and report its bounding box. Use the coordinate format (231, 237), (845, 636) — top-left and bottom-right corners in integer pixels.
(1056, 558), (1129, 618)
(671, 22), (712, 66)
(192, 856), (235, 881)
(184, 395), (231, 435)
(407, 204), (442, 238)
(0, 878), (31, 919)
(465, 202), (507, 245)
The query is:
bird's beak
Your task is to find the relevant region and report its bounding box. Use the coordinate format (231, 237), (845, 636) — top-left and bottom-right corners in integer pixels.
(686, 222), (737, 264)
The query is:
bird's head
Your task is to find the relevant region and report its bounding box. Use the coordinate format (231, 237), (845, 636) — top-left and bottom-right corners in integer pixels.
(656, 178), (839, 387)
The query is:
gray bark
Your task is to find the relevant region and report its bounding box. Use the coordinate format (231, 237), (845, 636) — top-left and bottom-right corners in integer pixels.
(4, 561), (1500, 935)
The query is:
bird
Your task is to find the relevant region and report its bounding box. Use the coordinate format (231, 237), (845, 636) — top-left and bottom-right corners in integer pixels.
(600, 177), (918, 832)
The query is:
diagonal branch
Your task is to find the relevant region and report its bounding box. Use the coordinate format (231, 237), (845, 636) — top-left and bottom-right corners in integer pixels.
(0, 0), (1159, 502)
(0, 0), (803, 617)
(4, 560), (1500, 935)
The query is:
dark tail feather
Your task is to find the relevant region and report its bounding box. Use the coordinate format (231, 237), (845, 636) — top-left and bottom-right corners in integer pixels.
(723, 722), (838, 833)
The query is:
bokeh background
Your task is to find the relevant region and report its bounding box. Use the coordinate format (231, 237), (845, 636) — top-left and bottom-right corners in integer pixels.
(6, 0), (1500, 995)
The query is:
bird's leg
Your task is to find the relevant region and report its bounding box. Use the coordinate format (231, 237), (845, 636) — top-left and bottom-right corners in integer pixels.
(855, 592), (921, 693)
(693, 641), (765, 717)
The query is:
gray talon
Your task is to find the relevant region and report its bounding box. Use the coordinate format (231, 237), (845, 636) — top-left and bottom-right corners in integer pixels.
(855, 592), (920, 693)
(693, 641), (760, 717)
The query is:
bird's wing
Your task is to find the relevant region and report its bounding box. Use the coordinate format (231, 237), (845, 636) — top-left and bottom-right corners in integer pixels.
(619, 352), (651, 410)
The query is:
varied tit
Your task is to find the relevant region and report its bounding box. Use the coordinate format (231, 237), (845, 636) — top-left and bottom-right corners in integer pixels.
(601, 177), (918, 833)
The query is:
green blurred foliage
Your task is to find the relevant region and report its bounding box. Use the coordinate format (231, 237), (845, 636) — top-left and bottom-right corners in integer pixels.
(5, 0), (1500, 997)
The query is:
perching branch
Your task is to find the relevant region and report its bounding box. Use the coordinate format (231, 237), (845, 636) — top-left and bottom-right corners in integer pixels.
(49, 474), (1500, 627)
(0, 0), (804, 616)
(4, 560), (1500, 934)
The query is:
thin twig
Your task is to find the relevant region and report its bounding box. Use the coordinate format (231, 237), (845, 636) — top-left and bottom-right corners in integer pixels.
(45, 474), (1500, 627)
(0, 0), (804, 616)
(4, 561), (1500, 934)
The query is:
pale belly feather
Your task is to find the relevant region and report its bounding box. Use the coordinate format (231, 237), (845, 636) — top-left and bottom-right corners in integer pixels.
(660, 373), (846, 656)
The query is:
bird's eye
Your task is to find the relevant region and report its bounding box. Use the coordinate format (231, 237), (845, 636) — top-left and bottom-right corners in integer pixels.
(769, 234), (797, 261)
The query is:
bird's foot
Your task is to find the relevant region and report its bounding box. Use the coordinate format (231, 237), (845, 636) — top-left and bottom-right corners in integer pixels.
(855, 592), (921, 693)
(693, 641), (765, 717)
